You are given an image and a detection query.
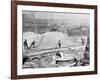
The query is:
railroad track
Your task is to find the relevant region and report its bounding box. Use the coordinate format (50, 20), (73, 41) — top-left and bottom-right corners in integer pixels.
(24, 45), (85, 57)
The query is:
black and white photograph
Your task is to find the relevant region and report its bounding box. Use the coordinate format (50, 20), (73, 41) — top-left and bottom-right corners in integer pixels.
(22, 11), (90, 68)
(11, 1), (97, 79)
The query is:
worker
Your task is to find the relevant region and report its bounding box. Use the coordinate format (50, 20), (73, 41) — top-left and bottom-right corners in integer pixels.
(30, 40), (36, 48)
(81, 38), (85, 45)
(24, 40), (28, 50)
(58, 40), (61, 48)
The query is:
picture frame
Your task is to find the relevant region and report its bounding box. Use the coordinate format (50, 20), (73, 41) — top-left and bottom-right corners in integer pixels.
(11, 0), (97, 79)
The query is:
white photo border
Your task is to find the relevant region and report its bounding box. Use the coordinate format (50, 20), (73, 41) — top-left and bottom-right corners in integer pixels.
(17, 5), (95, 75)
